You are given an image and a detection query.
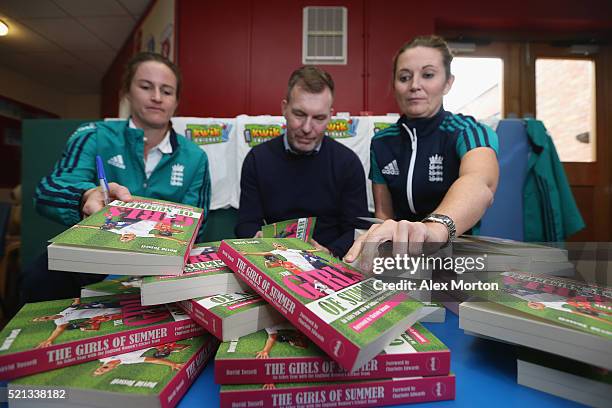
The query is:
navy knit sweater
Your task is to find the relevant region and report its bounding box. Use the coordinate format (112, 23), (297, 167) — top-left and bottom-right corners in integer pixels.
(235, 136), (369, 257)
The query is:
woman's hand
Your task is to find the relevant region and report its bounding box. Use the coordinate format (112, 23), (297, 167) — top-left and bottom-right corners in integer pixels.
(81, 182), (132, 217)
(344, 219), (448, 271)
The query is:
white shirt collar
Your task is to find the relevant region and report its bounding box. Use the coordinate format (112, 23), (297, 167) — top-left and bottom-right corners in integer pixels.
(129, 119), (172, 154)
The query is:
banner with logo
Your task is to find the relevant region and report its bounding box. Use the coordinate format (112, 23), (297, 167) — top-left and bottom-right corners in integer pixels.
(173, 118), (236, 210)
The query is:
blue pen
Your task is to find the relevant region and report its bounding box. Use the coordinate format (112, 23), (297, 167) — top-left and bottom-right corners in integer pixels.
(95, 155), (110, 205)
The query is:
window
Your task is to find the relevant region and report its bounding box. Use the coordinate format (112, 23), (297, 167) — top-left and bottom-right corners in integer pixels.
(302, 7), (347, 65)
(535, 58), (596, 162)
(445, 57), (504, 128)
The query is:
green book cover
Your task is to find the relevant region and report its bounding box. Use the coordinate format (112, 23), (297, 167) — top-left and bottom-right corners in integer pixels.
(477, 271), (611, 340)
(180, 291), (284, 341)
(81, 276), (142, 297)
(0, 294), (204, 380)
(262, 218), (316, 241)
(193, 292), (272, 320)
(218, 238), (424, 371)
(187, 241), (222, 263)
(81, 243), (236, 300)
(217, 322), (446, 360)
(10, 336), (218, 406)
(141, 242), (228, 286)
(215, 322), (450, 383)
(51, 197), (203, 257)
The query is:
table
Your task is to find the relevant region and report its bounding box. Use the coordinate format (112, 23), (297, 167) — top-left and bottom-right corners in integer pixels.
(178, 311), (582, 407)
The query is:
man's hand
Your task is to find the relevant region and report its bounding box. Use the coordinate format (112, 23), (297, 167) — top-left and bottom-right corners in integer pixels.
(254, 231), (263, 238)
(81, 182), (132, 217)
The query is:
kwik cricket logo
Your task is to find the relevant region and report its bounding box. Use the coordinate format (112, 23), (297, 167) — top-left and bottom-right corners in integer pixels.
(185, 123), (231, 145)
(243, 124), (286, 147)
(325, 118), (359, 139)
(373, 122), (394, 134)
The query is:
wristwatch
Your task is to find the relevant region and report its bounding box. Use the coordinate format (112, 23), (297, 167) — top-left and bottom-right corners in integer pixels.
(421, 213), (456, 244)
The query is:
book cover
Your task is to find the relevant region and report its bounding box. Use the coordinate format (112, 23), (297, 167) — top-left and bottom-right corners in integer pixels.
(452, 236), (573, 275)
(477, 271), (611, 340)
(215, 322), (450, 384)
(48, 197), (203, 275)
(140, 242), (247, 305)
(219, 374), (455, 408)
(9, 335), (219, 408)
(459, 300), (612, 370)
(81, 276), (142, 298)
(0, 294), (204, 380)
(218, 238), (424, 372)
(454, 235), (568, 260)
(262, 218), (316, 241)
(178, 292), (284, 341)
(517, 348), (611, 408)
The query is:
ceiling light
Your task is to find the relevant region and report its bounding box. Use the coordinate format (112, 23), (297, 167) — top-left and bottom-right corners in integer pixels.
(0, 20), (8, 36)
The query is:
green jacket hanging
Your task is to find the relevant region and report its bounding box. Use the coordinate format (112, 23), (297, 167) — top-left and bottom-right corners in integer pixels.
(523, 119), (585, 242)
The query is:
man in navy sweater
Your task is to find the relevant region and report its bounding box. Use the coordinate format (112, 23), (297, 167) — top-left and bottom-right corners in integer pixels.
(235, 66), (369, 258)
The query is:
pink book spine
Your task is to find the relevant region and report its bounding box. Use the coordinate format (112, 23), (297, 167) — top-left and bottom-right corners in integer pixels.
(304, 219), (314, 239)
(0, 319), (204, 381)
(183, 215), (204, 266)
(218, 242), (361, 371)
(215, 349), (451, 384)
(178, 300), (224, 340)
(220, 374), (455, 408)
(159, 336), (219, 408)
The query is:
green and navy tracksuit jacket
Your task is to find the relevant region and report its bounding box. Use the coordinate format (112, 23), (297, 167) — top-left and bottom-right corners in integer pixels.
(370, 108), (499, 221)
(34, 120), (211, 240)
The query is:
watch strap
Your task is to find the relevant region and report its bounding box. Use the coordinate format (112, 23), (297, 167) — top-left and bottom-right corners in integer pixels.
(421, 213), (456, 243)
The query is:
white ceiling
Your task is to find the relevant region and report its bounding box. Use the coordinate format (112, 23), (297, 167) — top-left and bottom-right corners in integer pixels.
(0, 0), (151, 94)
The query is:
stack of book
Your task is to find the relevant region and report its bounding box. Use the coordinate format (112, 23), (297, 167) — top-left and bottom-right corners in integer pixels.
(453, 235), (574, 276)
(213, 237), (456, 407)
(215, 322), (455, 407)
(0, 294), (218, 407)
(5, 205), (459, 407)
(80, 242), (250, 306)
(47, 197), (204, 276)
(459, 270), (611, 405)
(517, 348), (611, 408)
(0, 198), (223, 407)
(433, 235), (575, 314)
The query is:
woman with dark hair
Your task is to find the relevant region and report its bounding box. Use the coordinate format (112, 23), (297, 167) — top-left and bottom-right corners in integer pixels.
(345, 35), (499, 261)
(22, 52), (211, 303)
(36, 52), (210, 226)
